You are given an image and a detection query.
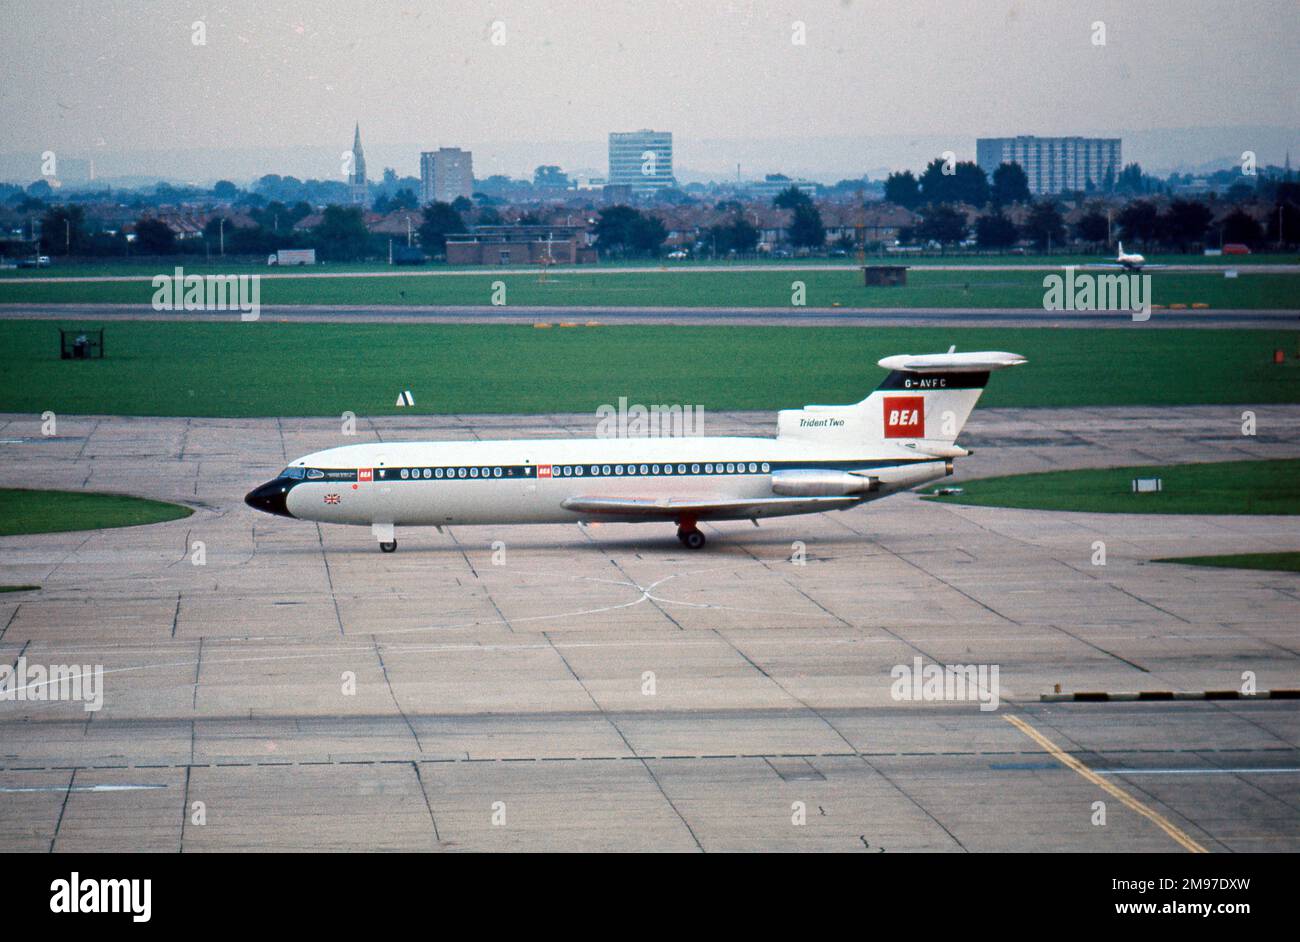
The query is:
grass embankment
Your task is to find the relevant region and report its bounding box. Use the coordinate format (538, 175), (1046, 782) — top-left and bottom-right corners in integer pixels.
(0, 323), (1297, 416)
(922, 460), (1300, 516)
(0, 488), (192, 536)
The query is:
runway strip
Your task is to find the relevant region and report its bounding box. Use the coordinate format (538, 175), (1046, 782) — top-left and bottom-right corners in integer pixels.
(3, 303), (1296, 328)
(6, 261), (1300, 284)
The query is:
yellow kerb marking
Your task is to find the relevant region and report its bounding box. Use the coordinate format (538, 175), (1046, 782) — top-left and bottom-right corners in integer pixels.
(1003, 714), (1208, 853)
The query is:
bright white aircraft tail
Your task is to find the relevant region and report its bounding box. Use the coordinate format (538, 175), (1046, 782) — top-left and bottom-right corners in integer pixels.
(777, 351), (1026, 452)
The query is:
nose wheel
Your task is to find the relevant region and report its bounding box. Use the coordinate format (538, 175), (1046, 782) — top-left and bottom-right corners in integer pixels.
(372, 523), (397, 553)
(676, 526), (706, 550)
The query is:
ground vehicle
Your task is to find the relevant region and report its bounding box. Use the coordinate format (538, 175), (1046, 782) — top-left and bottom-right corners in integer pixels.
(666, 250), (688, 259)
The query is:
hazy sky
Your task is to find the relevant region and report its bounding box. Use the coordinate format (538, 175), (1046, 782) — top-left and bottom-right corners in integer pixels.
(2, 0), (1297, 177)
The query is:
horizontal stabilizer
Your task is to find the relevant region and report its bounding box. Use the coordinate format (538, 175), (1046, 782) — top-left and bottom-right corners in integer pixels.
(877, 351), (1026, 373)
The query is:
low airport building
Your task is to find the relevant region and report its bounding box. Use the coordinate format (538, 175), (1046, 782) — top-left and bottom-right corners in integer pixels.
(444, 225), (596, 265)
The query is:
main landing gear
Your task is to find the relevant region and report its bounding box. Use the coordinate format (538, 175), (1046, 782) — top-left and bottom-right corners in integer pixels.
(379, 540), (397, 553)
(676, 517), (706, 550)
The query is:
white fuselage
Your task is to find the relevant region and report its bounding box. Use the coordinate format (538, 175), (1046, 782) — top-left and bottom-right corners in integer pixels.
(1116, 244), (1145, 270)
(246, 350), (1025, 548)
(275, 436), (948, 527)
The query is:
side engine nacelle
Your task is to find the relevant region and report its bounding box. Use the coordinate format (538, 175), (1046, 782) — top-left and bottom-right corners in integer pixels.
(771, 461), (951, 497)
(770, 469), (877, 497)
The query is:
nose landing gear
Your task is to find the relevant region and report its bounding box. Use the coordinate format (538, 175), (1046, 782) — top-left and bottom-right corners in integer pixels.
(373, 522), (397, 553)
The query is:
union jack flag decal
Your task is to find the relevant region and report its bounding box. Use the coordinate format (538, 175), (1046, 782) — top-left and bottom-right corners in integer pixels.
(323, 493), (340, 504)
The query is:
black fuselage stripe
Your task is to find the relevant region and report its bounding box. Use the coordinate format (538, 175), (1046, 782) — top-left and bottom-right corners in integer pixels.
(273, 457), (941, 493)
(877, 370), (990, 390)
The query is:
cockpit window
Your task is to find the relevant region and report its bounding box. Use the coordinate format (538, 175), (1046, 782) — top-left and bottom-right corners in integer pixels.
(280, 467), (306, 479)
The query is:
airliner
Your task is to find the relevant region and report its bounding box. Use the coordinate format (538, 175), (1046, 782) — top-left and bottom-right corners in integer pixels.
(1114, 242), (1145, 271)
(245, 350), (1025, 550)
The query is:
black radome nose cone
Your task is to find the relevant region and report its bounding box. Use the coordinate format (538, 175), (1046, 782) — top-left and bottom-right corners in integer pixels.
(244, 480), (294, 518)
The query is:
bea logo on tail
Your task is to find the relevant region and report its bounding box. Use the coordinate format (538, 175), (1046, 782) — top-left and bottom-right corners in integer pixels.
(883, 396), (924, 438)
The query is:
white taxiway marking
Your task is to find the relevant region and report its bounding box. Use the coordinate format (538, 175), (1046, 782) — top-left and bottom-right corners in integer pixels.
(0, 783), (168, 793)
(1095, 768), (1300, 776)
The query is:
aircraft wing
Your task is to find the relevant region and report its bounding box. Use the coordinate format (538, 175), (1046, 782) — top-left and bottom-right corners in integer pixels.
(561, 494), (862, 520)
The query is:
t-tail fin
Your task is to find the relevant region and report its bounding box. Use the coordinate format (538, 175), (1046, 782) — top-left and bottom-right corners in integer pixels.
(777, 351), (1026, 450)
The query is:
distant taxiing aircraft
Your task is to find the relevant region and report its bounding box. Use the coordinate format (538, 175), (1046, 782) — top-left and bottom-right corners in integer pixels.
(245, 350), (1026, 551)
(1115, 242), (1145, 271)
(1094, 242), (1165, 272)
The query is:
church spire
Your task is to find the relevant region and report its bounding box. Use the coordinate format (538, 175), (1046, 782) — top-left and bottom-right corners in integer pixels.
(349, 122), (367, 204)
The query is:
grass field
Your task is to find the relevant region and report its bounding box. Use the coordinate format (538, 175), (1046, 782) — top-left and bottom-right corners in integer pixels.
(922, 459), (1300, 515)
(0, 267), (1296, 309)
(0, 488), (192, 536)
(1, 322), (1297, 417)
(1153, 552), (1300, 573)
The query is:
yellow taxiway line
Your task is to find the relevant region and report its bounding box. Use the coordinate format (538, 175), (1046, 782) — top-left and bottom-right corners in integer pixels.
(1004, 714), (1208, 853)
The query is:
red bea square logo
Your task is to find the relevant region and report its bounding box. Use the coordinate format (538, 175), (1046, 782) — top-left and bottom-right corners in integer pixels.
(538, 464), (552, 478)
(357, 468), (373, 483)
(883, 396), (924, 438)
